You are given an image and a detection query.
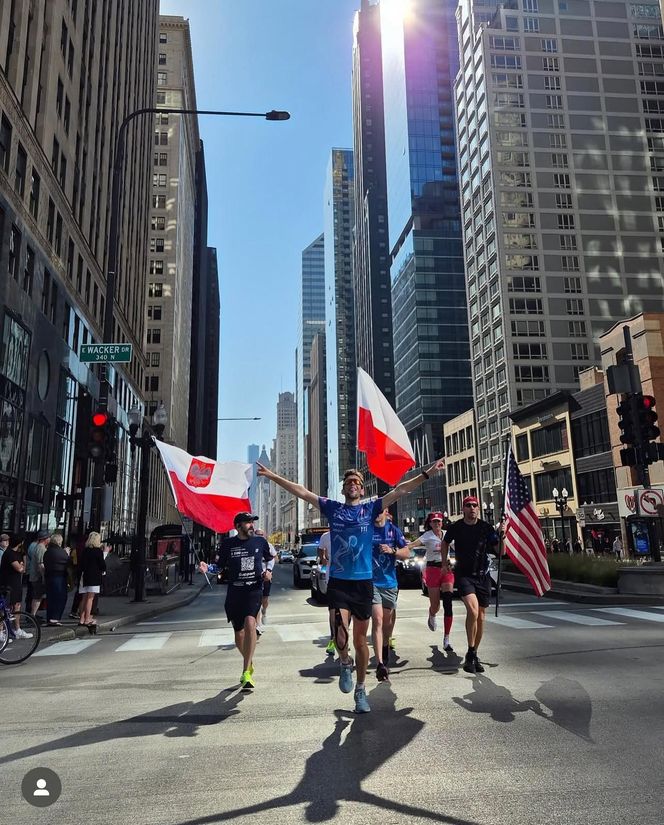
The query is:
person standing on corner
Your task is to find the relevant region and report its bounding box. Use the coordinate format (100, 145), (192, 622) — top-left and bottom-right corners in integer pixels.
(257, 458), (445, 714)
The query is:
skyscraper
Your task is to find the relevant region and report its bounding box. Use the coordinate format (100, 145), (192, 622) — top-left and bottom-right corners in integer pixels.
(381, 0), (473, 515)
(352, 0), (395, 498)
(275, 391), (297, 537)
(247, 443), (259, 509)
(324, 148), (356, 498)
(296, 233), (325, 529)
(454, 0), (664, 506)
(309, 331), (328, 515)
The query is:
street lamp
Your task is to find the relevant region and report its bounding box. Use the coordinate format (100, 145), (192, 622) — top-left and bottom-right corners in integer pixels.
(552, 486), (569, 550)
(89, 106), (290, 528)
(128, 402), (168, 602)
(482, 500), (495, 524)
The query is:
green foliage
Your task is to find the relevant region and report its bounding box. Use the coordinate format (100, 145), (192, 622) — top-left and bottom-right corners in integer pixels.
(544, 554), (625, 587)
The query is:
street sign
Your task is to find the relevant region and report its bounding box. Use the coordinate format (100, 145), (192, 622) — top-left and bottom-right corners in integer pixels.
(80, 343), (132, 363)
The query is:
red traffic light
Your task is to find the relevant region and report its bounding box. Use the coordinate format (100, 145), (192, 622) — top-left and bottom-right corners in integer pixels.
(642, 395), (656, 410)
(92, 412), (108, 427)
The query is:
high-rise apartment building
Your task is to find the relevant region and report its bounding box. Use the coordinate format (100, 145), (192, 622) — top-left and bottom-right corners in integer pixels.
(0, 1), (157, 537)
(454, 0), (664, 507)
(352, 0), (395, 499)
(308, 331), (328, 518)
(275, 391), (297, 536)
(145, 16), (201, 529)
(324, 148), (356, 498)
(296, 233), (325, 529)
(381, 0), (473, 517)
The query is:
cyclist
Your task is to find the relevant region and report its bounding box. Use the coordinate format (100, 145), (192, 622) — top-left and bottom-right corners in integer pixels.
(0, 535), (33, 639)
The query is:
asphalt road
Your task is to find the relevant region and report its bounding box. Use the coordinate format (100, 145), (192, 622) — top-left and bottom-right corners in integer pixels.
(2, 562), (664, 825)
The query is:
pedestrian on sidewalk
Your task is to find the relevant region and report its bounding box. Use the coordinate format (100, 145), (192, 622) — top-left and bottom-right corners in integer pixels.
(0, 532), (8, 564)
(29, 529), (51, 619)
(43, 533), (70, 626)
(0, 535), (33, 638)
(257, 457), (445, 714)
(371, 508), (408, 682)
(78, 531), (106, 634)
(199, 512), (273, 689)
(440, 496), (503, 675)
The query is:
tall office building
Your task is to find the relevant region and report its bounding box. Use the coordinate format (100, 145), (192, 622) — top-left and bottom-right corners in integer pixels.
(145, 16), (201, 529)
(275, 391), (297, 537)
(454, 0), (664, 506)
(247, 443), (259, 509)
(0, 1), (157, 537)
(255, 444), (271, 531)
(308, 331), (328, 520)
(381, 0), (473, 517)
(352, 0), (395, 499)
(324, 148), (356, 498)
(296, 233), (325, 529)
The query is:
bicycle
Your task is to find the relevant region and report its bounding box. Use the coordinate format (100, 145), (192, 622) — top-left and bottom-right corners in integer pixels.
(0, 588), (41, 664)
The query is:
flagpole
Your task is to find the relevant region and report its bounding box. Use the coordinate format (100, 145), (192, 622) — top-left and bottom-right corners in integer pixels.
(495, 434), (513, 617)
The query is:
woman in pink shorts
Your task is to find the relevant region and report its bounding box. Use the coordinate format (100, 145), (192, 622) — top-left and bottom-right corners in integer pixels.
(408, 512), (454, 652)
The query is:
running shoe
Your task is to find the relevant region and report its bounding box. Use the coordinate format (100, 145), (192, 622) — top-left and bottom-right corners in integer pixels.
(473, 655), (485, 674)
(443, 636), (454, 653)
(463, 654), (476, 674)
(15, 628), (33, 639)
(339, 658), (354, 694)
(325, 639), (337, 656)
(261, 611), (268, 626)
(256, 623), (264, 635)
(248, 662), (255, 676)
(240, 670), (255, 689)
(354, 686), (371, 714)
(382, 644), (389, 666)
(427, 614), (437, 632)
(375, 663), (390, 683)
(389, 636), (396, 650)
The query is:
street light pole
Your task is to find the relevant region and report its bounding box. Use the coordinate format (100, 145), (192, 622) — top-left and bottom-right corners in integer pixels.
(552, 486), (569, 550)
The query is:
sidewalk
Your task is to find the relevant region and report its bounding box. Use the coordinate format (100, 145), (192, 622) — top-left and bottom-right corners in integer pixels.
(501, 571), (664, 604)
(36, 579), (209, 644)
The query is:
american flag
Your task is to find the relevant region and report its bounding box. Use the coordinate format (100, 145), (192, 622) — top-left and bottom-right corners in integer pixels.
(503, 444), (551, 596)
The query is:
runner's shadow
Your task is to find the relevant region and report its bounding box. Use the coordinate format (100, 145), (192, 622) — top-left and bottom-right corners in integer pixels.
(169, 685), (479, 825)
(0, 688), (245, 765)
(299, 658), (337, 684)
(428, 644), (462, 675)
(535, 676), (595, 743)
(452, 674), (546, 723)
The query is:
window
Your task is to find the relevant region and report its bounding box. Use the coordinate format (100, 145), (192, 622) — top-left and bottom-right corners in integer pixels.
(554, 173), (571, 188)
(159, 152), (167, 166)
(551, 153), (568, 168)
(59, 153), (67, 190)
(489, 36), (520, 50)
(534, 468), (572, 501)
(510, 297), (543, 314)
(8, 225), (21, 280)
(562, 256), (580, 272)
(500, 170), (531, 187)
(148, 282), (163, 297)
(543, 56), (560, 71)
(147, 305), (162, 321)
(42, 268), (51, 315)
(152, 194), (166, 208)
(23, 245), (34, 295)
(560, 235), (577, 250)
(550, 134), (567, 149)
(144, 375), (159, 392)
(556, 193), (572, 208)
(546, 95), (564, 109)
(566, 298), (584, 315)
(51, 136), (59, 174)
(501, 191), (533, 207)
(496, 112), (527, 127)
(150, 238), (165, 252)
(516, 434), (529, 461)
(504, 232), (537, 249)
(490, 54), (522, 69)
(524, 16), (540, 31)
(508, 275), (541, 291)
(0, 114), (11, 173)
(157, 72), (167, 86)
(532, 422), (566, 458)
(147, 328), (161, 344)
(153, 173), (167, 187)
(576, 468), (616, 504)
(54, 212), (62, 256)
(511, 319), (546, 336)
(506, 253), (539, 270)
(572, 413), (610, 459)
(60, 19), (68, 55)
(13, 142), (26, 196)
(47, 198), (55, 242)
(56, 77), (64, 117)
(503, 211), (535, 228)
(149, 260), (164, 275)
(513, 342), (547, 359)
(497, 151), (529, 166)
(158, 52), (167, 65)
(492, 73), (523, 88)
(494, 92), (525, 108)
(544, 76), (561, 92)
(150, 352), (160, 367)
(548, 114), (565, 128)
(568, 320), (586, 336)
(64, 98), (70, 134)
(151, 215), (166, 230)
(570, 342), (589, 360)
(541, 39), (558, 52)
(523, 0), (539, 8)
(159, 32), (167, 43)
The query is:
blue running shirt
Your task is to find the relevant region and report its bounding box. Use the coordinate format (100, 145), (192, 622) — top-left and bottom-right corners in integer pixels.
(318, 497), (384, 581)
(372, 522), (407, 589)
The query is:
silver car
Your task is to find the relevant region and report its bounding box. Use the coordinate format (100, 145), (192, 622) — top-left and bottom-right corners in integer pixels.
(309, 561), (329, 603)
(293, 544), (318, 588)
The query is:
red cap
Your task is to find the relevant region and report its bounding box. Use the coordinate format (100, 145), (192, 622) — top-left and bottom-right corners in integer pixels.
(427, 511), (444, 522)
(462, 496), (479, 507)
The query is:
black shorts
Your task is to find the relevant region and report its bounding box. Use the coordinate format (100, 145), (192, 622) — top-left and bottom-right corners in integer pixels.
(262, 579), (272, 598)
(225, 584), (262, 631)
(457, 575), (492, 608)
(327, 578), (373, 621)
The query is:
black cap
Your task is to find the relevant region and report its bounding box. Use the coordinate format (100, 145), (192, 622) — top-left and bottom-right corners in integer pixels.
(233, 512), (259, 526)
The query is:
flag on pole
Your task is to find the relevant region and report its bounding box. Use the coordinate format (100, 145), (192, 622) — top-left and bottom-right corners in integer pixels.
(154, 440), (252, 533)
(503, 443), (551, 597)
(357, 367), (416, 486)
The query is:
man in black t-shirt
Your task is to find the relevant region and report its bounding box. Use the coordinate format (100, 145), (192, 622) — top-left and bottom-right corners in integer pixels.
(199, 512), (273, 689)
(441, 495), (502, 674)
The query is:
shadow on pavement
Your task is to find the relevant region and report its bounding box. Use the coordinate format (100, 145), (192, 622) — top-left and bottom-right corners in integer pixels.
(299, 658), (337, 684)
(0, 688), (245, 766)
(535, 676), (595, 743)
(428, 644), (462, 675)
(453, 674), (546, 723)
(169, 685), (479, 825)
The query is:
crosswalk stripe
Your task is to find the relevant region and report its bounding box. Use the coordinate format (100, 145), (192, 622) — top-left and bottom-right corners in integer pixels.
(115, 633), (172, 652)
(198, 629), (236, 647)
(33, 639), (100, 656)
(274, 623), (330, 642)
(537, 610), (620, 626)
(593, 607), (664, 623)
(488, 615), (553, 629)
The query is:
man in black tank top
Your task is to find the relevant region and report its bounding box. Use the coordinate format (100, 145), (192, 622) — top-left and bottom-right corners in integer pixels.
(441, 495), (502, 674)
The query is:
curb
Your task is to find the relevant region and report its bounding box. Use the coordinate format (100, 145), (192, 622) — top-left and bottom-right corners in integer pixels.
(501, 573), (664, 605)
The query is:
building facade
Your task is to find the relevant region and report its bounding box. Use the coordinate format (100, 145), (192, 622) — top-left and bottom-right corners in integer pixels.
(0, 0), (158, 539)
(454, 0), (664, 512)
(308, 331), (328, 526)
(443, 409), (479, 521)
(275, 391), (297, 538)
(381, 0), (473, 518)
(324, 148), (356, 498)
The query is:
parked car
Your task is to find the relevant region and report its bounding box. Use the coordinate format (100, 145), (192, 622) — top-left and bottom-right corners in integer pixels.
(395, 549), (426, 589)
(279, 549), (294, 563)
(310, 561), (329, 603)
(293, 544), (319, 588)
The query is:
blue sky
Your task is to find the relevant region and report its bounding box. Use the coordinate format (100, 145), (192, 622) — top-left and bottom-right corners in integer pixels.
(159, 0), (361, 461)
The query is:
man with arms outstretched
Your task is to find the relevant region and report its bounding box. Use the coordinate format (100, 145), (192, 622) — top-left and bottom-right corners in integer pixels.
(257, 459), (444, 712)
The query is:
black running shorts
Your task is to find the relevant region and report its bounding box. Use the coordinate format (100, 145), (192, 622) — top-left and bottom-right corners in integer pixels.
(225, 584), (263, 631)
(327, 577), (373, 621)
(457, 574), (492, 608)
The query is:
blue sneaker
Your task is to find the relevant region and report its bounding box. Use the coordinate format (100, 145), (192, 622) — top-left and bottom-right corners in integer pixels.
(354, 686), (371, 714)
(339, 658), (354, 694)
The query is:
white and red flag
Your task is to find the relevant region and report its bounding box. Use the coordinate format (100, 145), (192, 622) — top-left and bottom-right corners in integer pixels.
(356, 367), (416, 486)
(154, 440), (252, 533)
(503, 443), (551, 596)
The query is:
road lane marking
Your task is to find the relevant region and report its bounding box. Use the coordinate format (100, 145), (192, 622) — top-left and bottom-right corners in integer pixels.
(537, 610), (621, 626)
(198, 629), (236, 647)
(115, 633), (172, 651)
(274, 623), (330, 642)
(488, 615), (553, 629)
(33, 639), (100, 656)
(593, 607), (664, 623)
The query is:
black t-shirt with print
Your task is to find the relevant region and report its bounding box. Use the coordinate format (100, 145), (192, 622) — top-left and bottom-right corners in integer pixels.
(218, 535), (272, 588)
(443, 518), (499, 578)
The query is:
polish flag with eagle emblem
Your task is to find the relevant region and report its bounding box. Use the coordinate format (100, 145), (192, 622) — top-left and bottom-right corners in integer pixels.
(154, 440), (252, 533)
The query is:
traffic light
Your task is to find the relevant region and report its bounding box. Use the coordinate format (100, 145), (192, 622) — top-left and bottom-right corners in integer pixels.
(103, 415), (118, 462)
(636, 394), (660, 443)
(88, 411), (108, 460)
(617, 397), (636, 446)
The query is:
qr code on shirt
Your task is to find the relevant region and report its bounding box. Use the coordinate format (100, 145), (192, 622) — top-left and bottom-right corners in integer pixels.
(240, 557), (254, 572)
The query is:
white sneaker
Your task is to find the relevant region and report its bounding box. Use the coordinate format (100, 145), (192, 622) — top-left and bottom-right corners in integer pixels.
(261, 611), (268, 626)
(15, 628), (33, 639)
(427, 614), (437, 632)
(256, 623), (264, 635)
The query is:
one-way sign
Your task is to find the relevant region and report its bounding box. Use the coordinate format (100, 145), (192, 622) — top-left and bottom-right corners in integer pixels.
(80, 343), (133, 363)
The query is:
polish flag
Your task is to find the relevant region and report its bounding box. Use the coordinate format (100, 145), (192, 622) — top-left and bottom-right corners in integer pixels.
(154, 440), (252, 533)
(357, 367), (416, 486)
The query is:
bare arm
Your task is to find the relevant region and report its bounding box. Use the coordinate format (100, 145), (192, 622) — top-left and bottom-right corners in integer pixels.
(395, 545), (411, 560)
(405, 537), (423, 551)
(382, 458), (445, 509)
(440, 539), (451, 567)
(256, 462), (320, 509)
